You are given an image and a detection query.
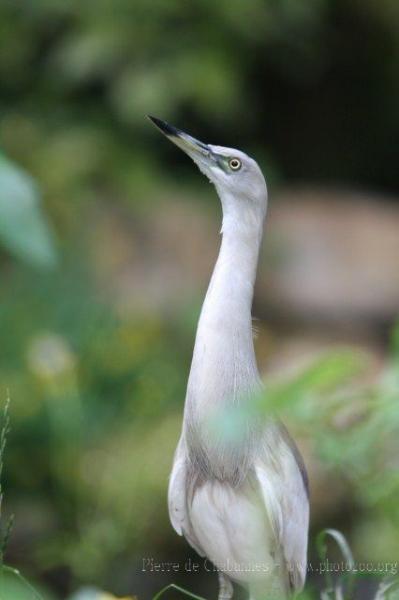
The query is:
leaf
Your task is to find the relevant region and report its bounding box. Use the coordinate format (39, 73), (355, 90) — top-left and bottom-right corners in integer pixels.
(256, 350), (365, 415)
(152, 583), (207, 600)
(0, 566), (44, 600)
(0, 155), (58, 269)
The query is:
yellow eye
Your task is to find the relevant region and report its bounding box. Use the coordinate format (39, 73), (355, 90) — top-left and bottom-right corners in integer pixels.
(229, 158), (242, 171)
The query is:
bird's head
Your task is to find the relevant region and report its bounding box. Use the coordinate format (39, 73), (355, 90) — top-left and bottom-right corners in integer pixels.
(149, 116), (267, 225)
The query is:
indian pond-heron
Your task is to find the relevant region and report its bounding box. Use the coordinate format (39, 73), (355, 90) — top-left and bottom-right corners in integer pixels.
(149, 116), (309, 600)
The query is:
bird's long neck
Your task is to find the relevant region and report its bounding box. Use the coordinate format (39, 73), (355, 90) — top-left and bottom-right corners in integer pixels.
(186, 197), (265, 418)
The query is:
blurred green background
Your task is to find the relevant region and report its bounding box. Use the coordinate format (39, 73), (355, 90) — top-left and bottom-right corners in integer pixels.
(0, 1), (399, 598)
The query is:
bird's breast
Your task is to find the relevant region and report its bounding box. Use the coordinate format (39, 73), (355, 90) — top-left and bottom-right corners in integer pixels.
(189, 477), (280, 585)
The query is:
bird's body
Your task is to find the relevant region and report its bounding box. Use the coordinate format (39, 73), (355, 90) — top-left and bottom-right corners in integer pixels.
(149, 117), (309, 600)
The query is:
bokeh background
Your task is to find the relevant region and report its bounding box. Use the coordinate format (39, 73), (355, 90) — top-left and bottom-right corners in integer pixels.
(0, 1), (399, 599)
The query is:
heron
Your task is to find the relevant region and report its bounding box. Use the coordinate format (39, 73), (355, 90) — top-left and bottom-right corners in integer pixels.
(149, 116), (309, 600)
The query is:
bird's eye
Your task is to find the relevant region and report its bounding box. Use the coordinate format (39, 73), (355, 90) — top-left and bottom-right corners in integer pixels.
(229, 158), (242, 171)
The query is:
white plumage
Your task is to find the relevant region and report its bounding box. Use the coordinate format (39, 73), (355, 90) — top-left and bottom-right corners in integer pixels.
(149, 116), (309, 600)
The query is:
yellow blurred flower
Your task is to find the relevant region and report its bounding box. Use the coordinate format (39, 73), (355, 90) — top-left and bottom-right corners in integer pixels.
(99, 594), (137, 600)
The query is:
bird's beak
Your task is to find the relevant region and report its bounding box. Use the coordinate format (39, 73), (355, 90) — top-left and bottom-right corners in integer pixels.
(148, 115), (217, 166)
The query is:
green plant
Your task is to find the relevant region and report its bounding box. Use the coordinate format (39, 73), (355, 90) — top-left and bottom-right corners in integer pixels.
(152, 584), (206, 600)
(0, 396), (13, 566)
(0, 397), (44, 600)
(315, 529), (399, 600)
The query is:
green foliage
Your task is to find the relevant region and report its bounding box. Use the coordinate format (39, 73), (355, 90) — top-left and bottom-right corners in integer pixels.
(1, 0), (399, 200)
(316, 529), (356, 599)
(266, 349), (399, 527)
(314, 529), (399, 600)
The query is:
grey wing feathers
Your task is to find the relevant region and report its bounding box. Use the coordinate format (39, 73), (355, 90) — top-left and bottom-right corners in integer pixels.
(168, 438), (204, 557)
(256, 432), (309, 592)
(281, 456), (309, 591)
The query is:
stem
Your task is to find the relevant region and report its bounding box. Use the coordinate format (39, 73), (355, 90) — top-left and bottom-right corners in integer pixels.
(152, 583), (207, 600)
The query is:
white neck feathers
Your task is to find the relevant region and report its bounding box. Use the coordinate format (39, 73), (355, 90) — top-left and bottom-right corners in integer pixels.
(186, 192), (265, 416)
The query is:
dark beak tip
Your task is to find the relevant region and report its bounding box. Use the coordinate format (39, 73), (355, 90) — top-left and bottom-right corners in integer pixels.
(147, 114), (162, 126)
(147, 115), (210, 156)
(147, 115), (178, 137)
